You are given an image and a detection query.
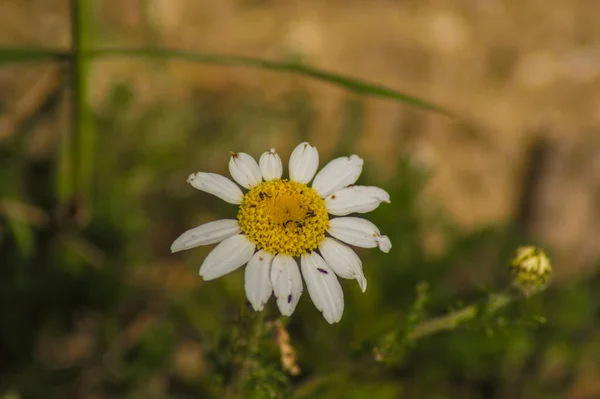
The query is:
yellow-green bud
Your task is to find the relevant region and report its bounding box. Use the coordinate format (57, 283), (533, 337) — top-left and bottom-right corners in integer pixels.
(510, 246), (552, 294)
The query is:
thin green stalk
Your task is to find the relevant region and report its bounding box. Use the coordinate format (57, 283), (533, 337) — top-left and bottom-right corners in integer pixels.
(70, 0), (94, 217)
(374, 289), (529, 363)
(57, 87), (74, 204)
(408, 292), (513, 341)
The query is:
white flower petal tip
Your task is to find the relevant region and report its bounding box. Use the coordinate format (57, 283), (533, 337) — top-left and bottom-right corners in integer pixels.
(245, 250), (274, 311)
(325, 186), (390, 216)
(289, 142), (319, 184)
(301, 252), (344, 324)
(270, 254), (303, 316)
(376, 235), (392, 253)
(171, 219), (240, 253)
(312, 154), (364, 198)
(259, 148), (283, 181)
(199, 235), (255, 281)
(328, 217), (390, 251)
(229, 152), (262, 189)
(187, 172), (244, 204)
(319, 237), (368, 292)
(357, 275), (367, 292)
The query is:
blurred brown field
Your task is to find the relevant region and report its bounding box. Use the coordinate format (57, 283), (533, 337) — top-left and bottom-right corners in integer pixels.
(3, 0), (600, 278)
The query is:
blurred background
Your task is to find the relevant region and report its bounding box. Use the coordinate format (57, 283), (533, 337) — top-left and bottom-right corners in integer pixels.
(1, 0), (600, 398)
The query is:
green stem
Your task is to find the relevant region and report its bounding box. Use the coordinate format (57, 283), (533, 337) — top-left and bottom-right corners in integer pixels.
(226, 309), (267, 398)
(408, 292), (513, 341)
(374, 284), (549, 363)
(70, 0), (94, 216)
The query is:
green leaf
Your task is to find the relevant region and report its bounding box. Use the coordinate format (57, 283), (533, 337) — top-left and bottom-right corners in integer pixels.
(0, 47), (67, 63)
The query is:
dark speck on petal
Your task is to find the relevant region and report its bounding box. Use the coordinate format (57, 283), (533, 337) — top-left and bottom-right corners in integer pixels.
(287, 295), (292, 303)
(317, 268), (328, 274)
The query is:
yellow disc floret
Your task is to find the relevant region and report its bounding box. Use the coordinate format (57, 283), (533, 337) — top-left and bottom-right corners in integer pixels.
(237, 179), (329, 256)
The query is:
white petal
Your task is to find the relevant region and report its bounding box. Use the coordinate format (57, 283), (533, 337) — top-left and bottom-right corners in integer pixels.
(199, 235), (255, 280)
(318, 237), (367, 292)
(187, 172), (244, 204)
(300, 252), (344, 324)
(289, 142), (319, 184)
(325, 185), (390, 216)
(328, 217), (392, 253)
(259, 148), (283, 181)
(229, 152), (262, 189)
(312, 155), (363, 198)
(244, 250), (274, 311)
(171, 219), (240, 253)
(270, 254), (303, 316)
(377, 235), (392, 253)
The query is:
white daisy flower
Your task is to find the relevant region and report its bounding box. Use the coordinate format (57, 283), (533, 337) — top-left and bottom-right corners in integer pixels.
(171, 142), (391, 324)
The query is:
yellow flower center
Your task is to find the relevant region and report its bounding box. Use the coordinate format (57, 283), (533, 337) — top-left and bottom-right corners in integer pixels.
(237, 179), (329, 256)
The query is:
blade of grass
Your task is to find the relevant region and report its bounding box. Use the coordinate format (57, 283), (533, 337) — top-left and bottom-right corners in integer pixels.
(7, 220), (34, 258)
(71, 0), (95, 220)
(88, 48), (454, 116)
(0, 156), (35, 258)
(0, 199), (49, 227)
(0, 66), (64, 143)
(57, 92), (74, 205)
(0, 47), (452, 115)
(0, 48), (68, 63)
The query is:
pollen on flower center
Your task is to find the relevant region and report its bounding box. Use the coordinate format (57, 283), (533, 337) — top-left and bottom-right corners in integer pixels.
(237, 179), (329, 256)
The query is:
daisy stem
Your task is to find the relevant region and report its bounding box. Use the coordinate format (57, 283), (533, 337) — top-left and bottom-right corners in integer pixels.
(227, 306), (267, 398)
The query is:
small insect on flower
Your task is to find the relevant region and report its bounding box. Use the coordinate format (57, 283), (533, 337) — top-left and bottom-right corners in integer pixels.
(510, 246), (552, 295)
(171, 143), (391, 323)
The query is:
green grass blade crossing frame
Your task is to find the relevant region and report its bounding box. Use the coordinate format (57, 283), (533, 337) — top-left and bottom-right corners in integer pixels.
(0, 47), (452, 115)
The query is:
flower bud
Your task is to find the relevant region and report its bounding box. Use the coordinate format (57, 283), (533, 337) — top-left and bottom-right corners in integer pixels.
(510, 246), (552, 295)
